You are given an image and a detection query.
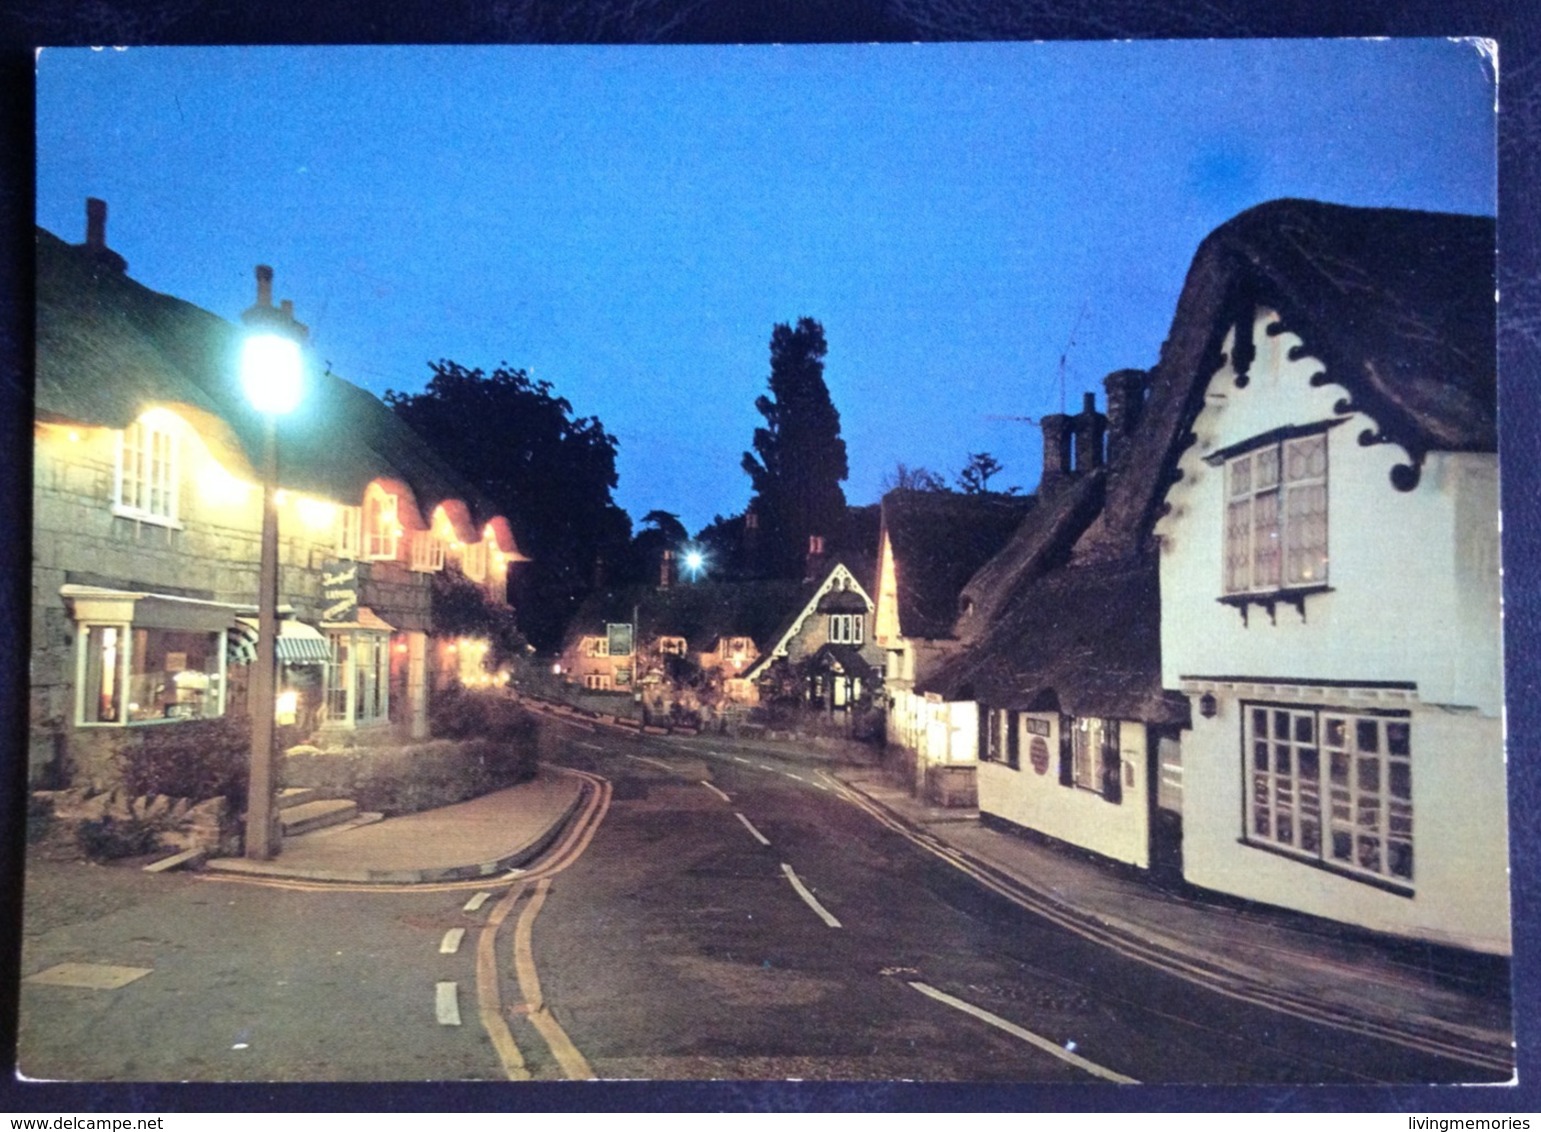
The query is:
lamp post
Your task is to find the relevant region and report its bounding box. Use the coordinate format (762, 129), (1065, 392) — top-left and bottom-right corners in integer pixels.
(241, 265), (306, 860)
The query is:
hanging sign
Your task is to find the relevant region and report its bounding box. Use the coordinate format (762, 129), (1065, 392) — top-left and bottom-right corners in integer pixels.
(321, 560), (360, 623)
(1030, 736), (1051, 776)
(607, 622), (634, 657)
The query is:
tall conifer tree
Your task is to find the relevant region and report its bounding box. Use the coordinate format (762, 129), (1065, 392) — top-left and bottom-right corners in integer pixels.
(740, 318), (849, 578)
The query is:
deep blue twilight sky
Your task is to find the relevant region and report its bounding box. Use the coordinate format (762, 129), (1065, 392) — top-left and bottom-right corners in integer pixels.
(36, 41), (1496, 533)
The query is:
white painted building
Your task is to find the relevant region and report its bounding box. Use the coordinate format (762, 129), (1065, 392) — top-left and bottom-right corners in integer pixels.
(1144, 200), (1507, 953)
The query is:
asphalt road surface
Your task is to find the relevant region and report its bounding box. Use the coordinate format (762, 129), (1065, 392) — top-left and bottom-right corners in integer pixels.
(16, 721), (1508, 1085)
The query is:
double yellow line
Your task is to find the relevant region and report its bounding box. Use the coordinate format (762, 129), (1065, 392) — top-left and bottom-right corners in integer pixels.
(475, 767), (612, 1081)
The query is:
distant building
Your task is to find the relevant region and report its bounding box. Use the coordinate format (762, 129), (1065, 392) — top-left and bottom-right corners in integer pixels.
(31, 202), (525, 788)
(873, 488), (1033, 803)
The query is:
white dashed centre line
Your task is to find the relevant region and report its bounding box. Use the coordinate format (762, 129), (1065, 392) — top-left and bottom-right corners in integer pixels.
(701, 781), (732, 803)
(436, 982), (462, 1026)
(439, 928), (466, 955)
(784, 772), (806, 782)
(463, 892), (491, 913)
(731, 755), (751, 765)
(907, 981), (1138, 1083)
(577, 741), (604, 751)
(735, 812), (771, 846)
(780, 863), (842, 928)
(626, 754), (677, 773)
(757, 764), (777, 772)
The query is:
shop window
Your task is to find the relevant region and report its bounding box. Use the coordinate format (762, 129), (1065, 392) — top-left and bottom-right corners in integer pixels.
(1064, 716), (1122, 803)
(78, 623), (225, 725)
(114, 416), (180, 526)
(325, 630), (390, 727)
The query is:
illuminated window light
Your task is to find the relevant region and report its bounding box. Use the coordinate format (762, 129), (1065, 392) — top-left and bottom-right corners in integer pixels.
(295, 497), (338, 529)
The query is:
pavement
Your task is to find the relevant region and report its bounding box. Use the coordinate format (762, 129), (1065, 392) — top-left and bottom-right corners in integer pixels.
(194, 714), (1516, 1071)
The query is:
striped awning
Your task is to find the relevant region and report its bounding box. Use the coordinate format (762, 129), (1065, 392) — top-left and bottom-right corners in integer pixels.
(232, 617), (334, 665)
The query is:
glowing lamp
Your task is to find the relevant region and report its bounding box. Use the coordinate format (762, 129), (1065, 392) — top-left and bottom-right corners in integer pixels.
(241, 333), (304, 416)
(684, 550), (705, 575)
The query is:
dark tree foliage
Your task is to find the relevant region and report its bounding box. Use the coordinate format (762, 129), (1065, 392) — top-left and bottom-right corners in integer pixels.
(624, 510), (689, 585)
(740, 318), (849, 579)
(881, 462), (949, 493)
(388, 361), (632, 650)
(957, 451), (1018, 495)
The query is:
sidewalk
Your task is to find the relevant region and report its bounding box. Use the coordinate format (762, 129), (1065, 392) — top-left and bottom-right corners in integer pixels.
(832, 765), (1515, 1071)
(203, 768), (585, 885)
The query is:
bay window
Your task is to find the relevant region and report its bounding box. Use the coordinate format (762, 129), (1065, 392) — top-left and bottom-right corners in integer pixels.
(325, 629), (390, 727)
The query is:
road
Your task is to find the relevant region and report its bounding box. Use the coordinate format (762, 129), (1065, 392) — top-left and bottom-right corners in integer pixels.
(16, 720), (1509, 1084)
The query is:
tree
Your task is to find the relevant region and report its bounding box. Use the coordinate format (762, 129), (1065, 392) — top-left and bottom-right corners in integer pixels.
(387, 361), (632, 650)
(956, 451), (1019, 495)
(625, 510), (689, 585)
(740, 318), (849, 578)
(880, 462), (949, 494)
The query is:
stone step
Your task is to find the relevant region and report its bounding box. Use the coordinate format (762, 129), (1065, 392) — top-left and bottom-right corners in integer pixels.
(295, 811), (385, 838)
(278, 787), (321, 811)
(280, 798), (359, 836)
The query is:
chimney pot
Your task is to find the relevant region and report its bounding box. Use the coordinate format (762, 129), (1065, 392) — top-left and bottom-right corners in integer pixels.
(255, 265), (274, 308)
(281, 299), (294, 319)
(86, 198), (107, 248)
(1040, 414), (1073, 488)
(1073, 393), (1107, 473)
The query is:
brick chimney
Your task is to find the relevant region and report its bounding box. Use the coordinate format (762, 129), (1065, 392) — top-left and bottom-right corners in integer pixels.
(81, 197), (127, 274)
(1072, 391), (1106, 473)
(659, 548), (676, 590)
(1040, 413), (1073, 491)
(241, 265), (310, 342)
(805, 534), (827, 582)
(1102, 369), (1146, 467)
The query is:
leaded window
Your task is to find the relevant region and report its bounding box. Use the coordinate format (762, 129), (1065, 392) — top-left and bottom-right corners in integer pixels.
(1245, 703), (1412, 886)
(1225, 434), (1328, 594)
(114, 417), (180, 525)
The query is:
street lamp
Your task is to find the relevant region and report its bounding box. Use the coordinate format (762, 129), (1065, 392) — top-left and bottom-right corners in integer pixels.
(241, 265), (307, 860)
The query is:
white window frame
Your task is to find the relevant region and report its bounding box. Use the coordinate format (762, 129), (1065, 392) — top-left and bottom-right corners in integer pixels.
(411, 529), (447, 573)
(1244, 703), (1413, 887)
(461, 538), (488, 582)
(363, 486), (400, 561)
(336, 505), (363, 559)
(1224, 433), (1329, 595)
(113, 417), (181, 527)
(584, 673), (611, 690)
(325, 629), (391, 728)
(1069, 717), (1121, 801)
(658, 636), (687, 656)
(75, 620), (228, 727)
(828, 613), (865, 645)
(584, 636), (609, 658)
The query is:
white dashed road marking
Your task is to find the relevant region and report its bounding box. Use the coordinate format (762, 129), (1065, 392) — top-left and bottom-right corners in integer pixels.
(735, 812), (771, 846)
(626, 754), (677, 773)
(784, 772), (805, 782)
(463, 892), (491, 913)
(439, 928), (466, 955)
(780, 863), (842, 928)
(436, 982), (462, 1026)
(731, 756), (751, 765)
(577, 741), (604, 751)
(701, 781), (732, 803)
(907, 981), (1137, 1083)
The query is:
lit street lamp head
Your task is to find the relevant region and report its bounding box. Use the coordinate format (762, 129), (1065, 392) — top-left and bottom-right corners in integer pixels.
(241, 333), (304, 415)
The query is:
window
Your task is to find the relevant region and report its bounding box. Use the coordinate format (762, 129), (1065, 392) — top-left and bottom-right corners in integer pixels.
(1063, 717), (1122, 802)
(584, 636), (609, 658)
(1244, 704), (1412, 886)
(1225, 433), (1328, 594)
(114, 417), (180, 525)
(658, 637), (687, 656)
(336, 505), (363, 559)
(461, 538), (488, 582)
(78, 623), (226, 725)
(363, 486), (400, 561)
(584, 673), (611, 690)
(411, 530), (446, 573)
(325, 630), (390, 726)
(828, 614), (865, 645)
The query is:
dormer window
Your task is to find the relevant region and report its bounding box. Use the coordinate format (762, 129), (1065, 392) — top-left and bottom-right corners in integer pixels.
(828, 613), (864, 645)
(114, 415), (180, 526)
(1223, 431), (1328, 596)
(461, 538), (488, 582)
(363, 485), (400, 561)
(410, 529), (446, 572)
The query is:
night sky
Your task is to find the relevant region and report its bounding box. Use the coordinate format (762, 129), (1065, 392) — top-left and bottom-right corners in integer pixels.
(35, 40), (1496, 533)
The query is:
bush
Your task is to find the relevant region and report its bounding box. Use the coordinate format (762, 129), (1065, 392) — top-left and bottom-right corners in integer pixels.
(431, 685), (538, 743)
(284, 736), (538, 816)
(118, 716), (251, 806)
(76, 815), (164, 861)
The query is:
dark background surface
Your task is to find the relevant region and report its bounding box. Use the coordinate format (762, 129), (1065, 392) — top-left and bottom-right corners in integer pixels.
(0, 0), (1536, 1114)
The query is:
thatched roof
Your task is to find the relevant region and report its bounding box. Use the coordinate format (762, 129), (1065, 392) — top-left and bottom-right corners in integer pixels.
(921, 554), (1189, 726)
(561, 579), (804, 654)
(879, 489), (1035, 641)
(954, 470), (1105, 644)
(1079, 197), (1496, 560)
(36, 227), (513, 539)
